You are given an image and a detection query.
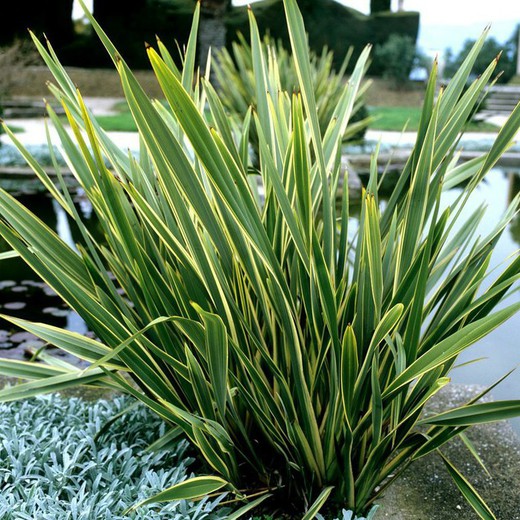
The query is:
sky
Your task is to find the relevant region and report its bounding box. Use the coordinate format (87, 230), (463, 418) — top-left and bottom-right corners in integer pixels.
(379, 0), (520, 55)
(74, 0), (520, 55)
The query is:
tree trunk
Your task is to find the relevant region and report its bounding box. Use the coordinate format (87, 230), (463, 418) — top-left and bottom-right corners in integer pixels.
(198, 0), (231, 81)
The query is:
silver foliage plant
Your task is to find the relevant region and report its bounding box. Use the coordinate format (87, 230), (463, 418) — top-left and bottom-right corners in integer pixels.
(0, 395), (230, 519)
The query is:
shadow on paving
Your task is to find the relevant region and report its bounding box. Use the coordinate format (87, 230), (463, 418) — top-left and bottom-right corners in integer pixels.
(377, 384), (520, 519)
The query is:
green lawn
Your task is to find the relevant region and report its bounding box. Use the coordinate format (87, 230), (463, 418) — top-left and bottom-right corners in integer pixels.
(368, 106), (422, 131)
(95, 111), (138, 132)
(368, 106), (500, 132)
(92, 103), (501, 134)
(94, 100), (136, 131)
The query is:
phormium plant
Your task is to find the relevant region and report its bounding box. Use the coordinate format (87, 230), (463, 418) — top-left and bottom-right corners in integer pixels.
(212, 31), (371, 161)
(0, 0), (519, 518)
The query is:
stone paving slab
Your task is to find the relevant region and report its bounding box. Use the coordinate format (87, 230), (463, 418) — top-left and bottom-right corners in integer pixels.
(377, 385), (520, 519)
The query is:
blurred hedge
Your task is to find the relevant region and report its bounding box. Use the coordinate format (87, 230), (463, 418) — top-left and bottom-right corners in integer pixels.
(55, 0), (419, 74)
(61, 1), (196, 69)
(225, 0), (419, 74)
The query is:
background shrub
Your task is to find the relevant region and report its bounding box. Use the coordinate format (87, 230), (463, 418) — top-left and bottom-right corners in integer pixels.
(373, 33), (429, 88)
(225, 0), (419, 73)
(212, 32), (371, 164)
(443, 24), (519, 82)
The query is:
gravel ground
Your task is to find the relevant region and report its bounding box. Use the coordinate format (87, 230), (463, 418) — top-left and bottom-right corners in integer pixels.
(11, 66), (163, 99)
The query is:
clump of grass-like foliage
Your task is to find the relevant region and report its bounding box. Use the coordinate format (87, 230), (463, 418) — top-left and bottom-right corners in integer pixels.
(0, 0), (519, 518)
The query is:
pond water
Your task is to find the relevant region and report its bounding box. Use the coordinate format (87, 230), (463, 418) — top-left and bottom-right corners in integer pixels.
(0, 158), (519, 434)
(0, 177), (94, 365)
(439, 167), (520, 434)
(356, 165), (520, 434)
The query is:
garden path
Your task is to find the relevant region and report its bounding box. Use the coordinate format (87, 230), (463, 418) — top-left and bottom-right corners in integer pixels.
(3, 98), (518, 153)
(1, 97), (140, 151)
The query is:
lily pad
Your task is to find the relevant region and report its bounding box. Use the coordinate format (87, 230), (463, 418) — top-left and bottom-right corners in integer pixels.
(3, 302), (27, 310)
(42, 307), (70, 317)
(9, 331), (38, 343)
(10, 286), (28, 293)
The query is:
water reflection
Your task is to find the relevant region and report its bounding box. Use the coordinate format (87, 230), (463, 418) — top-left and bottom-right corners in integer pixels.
(442, 168), (520, 434)
(507, 170), (520, 246)
(0, 181), (92, 361)
(337, 166), (520, 434)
